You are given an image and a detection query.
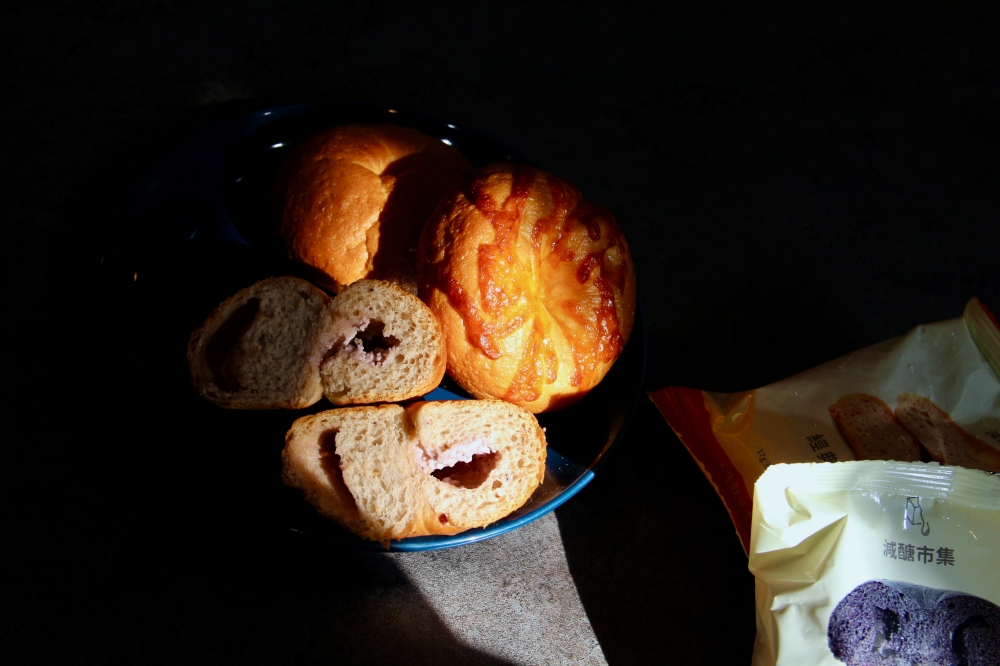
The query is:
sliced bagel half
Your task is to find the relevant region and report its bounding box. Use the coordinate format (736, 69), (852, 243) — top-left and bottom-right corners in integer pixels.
(282, 400), (547, 543)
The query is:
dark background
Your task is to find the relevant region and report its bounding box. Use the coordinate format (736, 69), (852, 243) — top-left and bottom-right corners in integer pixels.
(2, 1), (998, 663)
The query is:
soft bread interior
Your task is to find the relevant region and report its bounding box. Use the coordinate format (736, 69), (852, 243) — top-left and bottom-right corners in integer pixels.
(321, 405), (433, 541)
(408, 400), (547, 531)
(320, 280), (446, 405)
(204, 297), (260, 392)
(188, 276), (333, 409)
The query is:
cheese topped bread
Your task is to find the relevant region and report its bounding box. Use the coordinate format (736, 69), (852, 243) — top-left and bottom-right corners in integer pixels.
(417, 163), (636, 413)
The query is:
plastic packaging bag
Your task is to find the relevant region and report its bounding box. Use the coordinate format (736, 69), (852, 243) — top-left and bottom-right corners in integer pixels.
(749, 461), (1000, 665)
(650, 298), (1000, 552)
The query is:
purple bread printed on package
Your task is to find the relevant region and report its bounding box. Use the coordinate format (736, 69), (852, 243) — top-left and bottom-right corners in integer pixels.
(828, 580), (1000, 665)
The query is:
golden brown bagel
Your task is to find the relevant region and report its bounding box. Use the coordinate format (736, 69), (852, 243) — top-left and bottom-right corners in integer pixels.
(274, 124), (472, 293)
(417, 163), (636, 413)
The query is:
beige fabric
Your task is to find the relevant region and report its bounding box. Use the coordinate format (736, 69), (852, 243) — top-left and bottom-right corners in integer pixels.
(391, 513), (607, 665)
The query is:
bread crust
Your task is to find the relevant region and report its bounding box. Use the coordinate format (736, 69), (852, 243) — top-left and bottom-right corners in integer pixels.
(274, 124), (472, 293)
(417, 163), (636, 413)
(282, 409), (369, 534)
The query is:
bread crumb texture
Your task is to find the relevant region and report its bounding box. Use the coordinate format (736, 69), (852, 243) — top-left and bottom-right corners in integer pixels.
(282, 400), (547, 542)
(320, 280), (445, 405)
(187, 276), (332, 409)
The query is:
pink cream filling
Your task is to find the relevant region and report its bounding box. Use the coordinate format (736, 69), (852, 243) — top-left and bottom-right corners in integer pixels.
(333, 317), (370, 345)
(343, 342), (391, 365)
(325, 318), (396, 366)
(415, 438), (494, 480)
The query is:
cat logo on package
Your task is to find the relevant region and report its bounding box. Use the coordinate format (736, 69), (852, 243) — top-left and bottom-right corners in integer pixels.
(905, 496), (930, 536)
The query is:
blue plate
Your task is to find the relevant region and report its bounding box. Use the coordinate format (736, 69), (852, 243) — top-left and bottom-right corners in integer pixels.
(91, 103), (647, 551)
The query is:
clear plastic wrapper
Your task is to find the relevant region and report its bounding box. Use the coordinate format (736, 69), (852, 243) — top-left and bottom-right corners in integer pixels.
(749, 461), (1000, 665)
(650, 298), (1000, 552)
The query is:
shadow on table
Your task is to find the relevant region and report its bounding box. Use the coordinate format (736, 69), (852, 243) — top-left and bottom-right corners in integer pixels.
(7, 352), (514, 664)
(0, 101), (516, 666)
(554, 398), (757, 665)
(553, 248), (863, 663)
(11, 378), (515, 665)
(100, 525), (514, 665)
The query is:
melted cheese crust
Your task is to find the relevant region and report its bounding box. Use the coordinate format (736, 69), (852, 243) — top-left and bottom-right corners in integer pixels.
(418, 163), (636, 412)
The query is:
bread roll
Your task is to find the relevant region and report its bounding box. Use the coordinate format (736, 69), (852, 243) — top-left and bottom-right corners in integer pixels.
(187, 276), (335, 409)
(274, 123), (472, 293)
(417, 163), (636, 413)
(320, 279), (446, 405)
(281, 400), (547, 543)
(828, 393), (920, 461)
